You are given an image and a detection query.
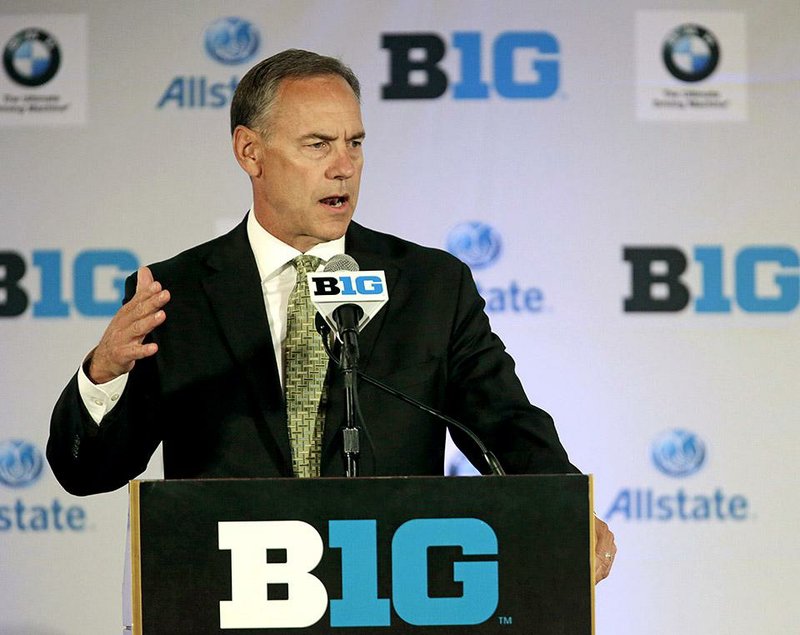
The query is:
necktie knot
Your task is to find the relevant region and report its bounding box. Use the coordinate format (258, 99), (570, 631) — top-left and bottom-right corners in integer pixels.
(293, 255), (322, 280)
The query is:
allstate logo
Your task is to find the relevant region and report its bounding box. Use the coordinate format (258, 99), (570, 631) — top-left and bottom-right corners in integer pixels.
(446, 222), (502, 270)
(0, 439), (44, 488)
(651, 429), (706, 478)
(662, 24), (720, 83)
(204, 17), (260, 65)
(2, 28), (61, 87)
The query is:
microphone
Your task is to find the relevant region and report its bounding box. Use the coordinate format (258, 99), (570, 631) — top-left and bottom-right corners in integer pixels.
(323, 255), (362, 369)
(309, 255), (389, 370)
(308, 254), (389, 477)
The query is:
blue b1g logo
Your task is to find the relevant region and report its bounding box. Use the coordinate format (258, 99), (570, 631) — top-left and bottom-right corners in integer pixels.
(0, 249), (138, 317)
(218, 518), (499, 629)
(382, 31), (559, 100)
(624, 245), (800, 313)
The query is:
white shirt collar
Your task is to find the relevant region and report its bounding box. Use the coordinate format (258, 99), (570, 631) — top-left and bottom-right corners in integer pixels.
(246, 208), (346, 282)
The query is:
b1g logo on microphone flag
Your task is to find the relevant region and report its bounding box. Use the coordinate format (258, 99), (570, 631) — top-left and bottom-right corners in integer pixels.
(309, 270), (389, 332)
(218, 518), (499, 629)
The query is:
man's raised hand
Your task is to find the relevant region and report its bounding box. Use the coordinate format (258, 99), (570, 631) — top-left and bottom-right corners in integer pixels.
(87, 266), (170, 384)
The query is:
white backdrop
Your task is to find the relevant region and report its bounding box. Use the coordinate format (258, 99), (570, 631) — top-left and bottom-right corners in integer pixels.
(1, 1), (798, 633)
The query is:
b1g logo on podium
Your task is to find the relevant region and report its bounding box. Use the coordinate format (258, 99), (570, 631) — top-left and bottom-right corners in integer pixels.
(623, 245), (800, 313)
(218, 518), (499, 629)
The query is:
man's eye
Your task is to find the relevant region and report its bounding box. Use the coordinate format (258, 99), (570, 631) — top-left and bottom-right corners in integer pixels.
(350, 139), (363, 148)
(309, 141), (327, 150)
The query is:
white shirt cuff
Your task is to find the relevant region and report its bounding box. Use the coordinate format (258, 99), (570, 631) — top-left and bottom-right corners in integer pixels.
(77, 364), (128, 425)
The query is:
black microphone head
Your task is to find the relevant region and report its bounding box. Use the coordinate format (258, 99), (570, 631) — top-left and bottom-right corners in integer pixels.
(324, 254), (359, 273)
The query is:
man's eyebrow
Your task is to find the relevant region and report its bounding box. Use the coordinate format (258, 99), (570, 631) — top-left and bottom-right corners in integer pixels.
(301, 132), (337, 142)
(300, 130), (366, 142)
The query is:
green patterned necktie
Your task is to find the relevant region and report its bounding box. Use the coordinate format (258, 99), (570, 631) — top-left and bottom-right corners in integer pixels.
(284, 255), (327, 478)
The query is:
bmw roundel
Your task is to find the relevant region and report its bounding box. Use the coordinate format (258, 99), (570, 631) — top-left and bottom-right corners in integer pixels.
(3, 28), (61, 87)
(662, 24), (720, 83)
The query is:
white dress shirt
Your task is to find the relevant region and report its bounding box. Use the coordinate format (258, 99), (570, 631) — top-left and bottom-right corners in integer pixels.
(77, 210), (345, 424)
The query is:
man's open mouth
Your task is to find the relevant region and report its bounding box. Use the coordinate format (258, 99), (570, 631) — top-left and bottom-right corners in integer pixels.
(320, 195), (349, 208)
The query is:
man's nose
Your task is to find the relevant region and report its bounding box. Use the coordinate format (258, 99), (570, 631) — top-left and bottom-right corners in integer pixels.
(326, 147), (356, 180)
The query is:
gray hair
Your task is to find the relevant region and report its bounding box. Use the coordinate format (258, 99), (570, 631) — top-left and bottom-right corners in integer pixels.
(230, 48), (361, 136)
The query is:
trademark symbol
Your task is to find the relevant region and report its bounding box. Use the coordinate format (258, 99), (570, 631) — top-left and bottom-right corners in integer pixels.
(498, 615), (513, 625)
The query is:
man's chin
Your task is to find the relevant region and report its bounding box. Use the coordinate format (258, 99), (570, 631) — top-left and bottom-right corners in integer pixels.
(298, 218), (352, 251)
(321, 214), (353, 240)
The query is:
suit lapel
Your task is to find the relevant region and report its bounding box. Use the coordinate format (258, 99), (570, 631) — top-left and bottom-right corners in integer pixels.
(201, 219), (293, 474)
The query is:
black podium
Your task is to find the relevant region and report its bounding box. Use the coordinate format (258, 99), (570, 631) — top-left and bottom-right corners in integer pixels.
(130, 475), (594, 634)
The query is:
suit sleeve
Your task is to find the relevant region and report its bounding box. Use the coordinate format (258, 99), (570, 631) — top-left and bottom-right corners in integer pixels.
(444, 261), (580, 475)
(46, 274), (163, 496)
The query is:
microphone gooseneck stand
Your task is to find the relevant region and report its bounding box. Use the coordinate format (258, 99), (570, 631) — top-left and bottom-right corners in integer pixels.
(338, 311), (361, 478)
(316, 316), (506, 477)
(317, 254), (365, 477)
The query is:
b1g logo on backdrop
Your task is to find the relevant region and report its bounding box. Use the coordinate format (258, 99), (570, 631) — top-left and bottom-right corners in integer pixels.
(605, 429), (750, 522)
(623, 245), (800, 314)
(446, 222), (546, 314)
(157, 16), (260, 110)
(0, 249), (139, 318)
(382, 31), (560, 100)
(636, 12), (747, 121)
(219, 518), (498, 629)
(0, 439), (87, 532)
(0, 15), (87, 126)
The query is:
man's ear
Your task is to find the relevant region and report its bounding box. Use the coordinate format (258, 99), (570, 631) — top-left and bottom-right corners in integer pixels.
(232, 125), (264, 178)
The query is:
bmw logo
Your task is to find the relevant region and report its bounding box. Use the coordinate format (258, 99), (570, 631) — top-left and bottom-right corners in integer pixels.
(651, 429), (706, 478)
(0, 439), (44, 488)
(446, 222), (502, 270)
(204, 17), (260, 65)
(2, 28), (61, 87)
(662, 24), (720, 83)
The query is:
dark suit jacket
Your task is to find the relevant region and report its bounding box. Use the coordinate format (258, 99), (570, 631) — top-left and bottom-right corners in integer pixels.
(47, 218), (577, 495)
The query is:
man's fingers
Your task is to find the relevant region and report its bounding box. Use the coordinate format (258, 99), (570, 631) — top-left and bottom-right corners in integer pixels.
(87, 271), (167, 383)
(136, 266), (155, 292)
(594, 555), (613, 582)
(121, 341), (159, 362)
(122, 288), (170, 324)
(127, 307), (166, 341)
(593, 517), (617, 584)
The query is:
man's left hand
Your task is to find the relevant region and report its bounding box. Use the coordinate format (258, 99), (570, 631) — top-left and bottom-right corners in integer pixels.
(594, 516), (617, 583)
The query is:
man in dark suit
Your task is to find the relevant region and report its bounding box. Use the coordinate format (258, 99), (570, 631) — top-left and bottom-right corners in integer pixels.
(47, 49), (616, 580)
